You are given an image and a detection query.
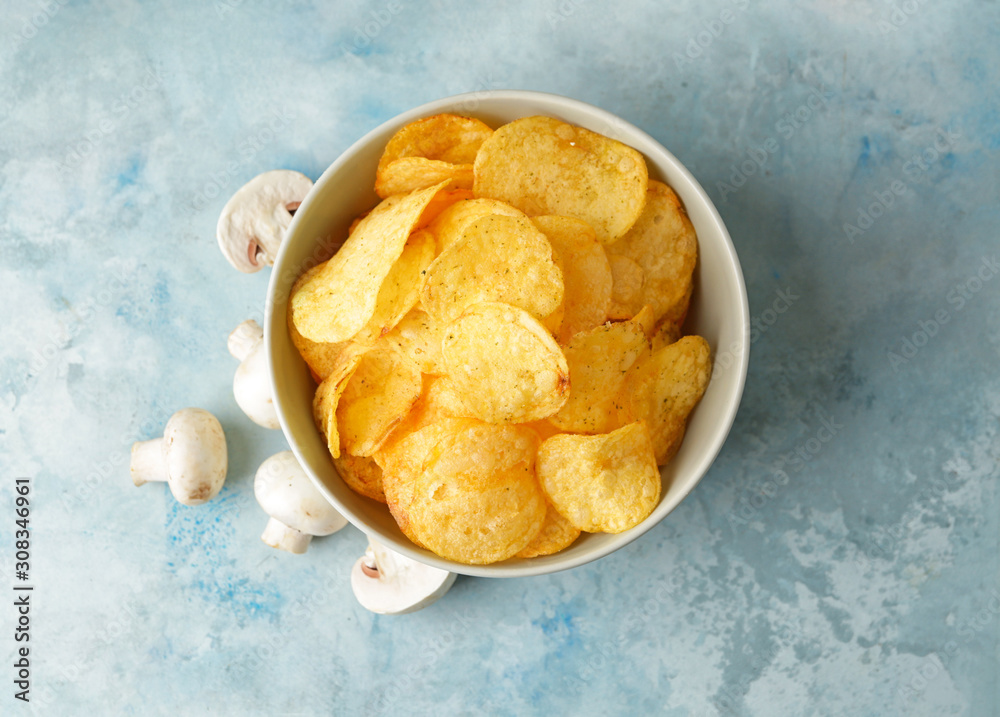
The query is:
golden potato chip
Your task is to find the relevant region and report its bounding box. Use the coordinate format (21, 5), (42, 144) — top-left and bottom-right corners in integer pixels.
(380, 418), (479, 546)
(312, 349), (364, 459)
(421, 214), (564, 325)
(537, 422), (660, 533)
(515, 501), (580, 558)
(521, 419), (562, 443)
(381, 308), (446, 375)
(379, 113), (494, 167)
(606, 180), (698, 329)
(288, 261), (347, 380)
(290, 182), (447, 343)
(650, 320), (681, 352)
(549, 319), (648, 434)
(427, 198), (526, 253)
(531, 215), (613, 343)
(352, 230), (435, 346)
(617, 335), (711, 465)
(333, 453), (386, 503)
(606, 254), (646, 320)
(405, 421), (545, 564)
(416, 188), (475, 231)
(442, 302), (570, 424)
(375, 157), (473, 198)
(337, 347), (422, 457)
(474, 116), (648, 243)
(631, 305), (656, 339)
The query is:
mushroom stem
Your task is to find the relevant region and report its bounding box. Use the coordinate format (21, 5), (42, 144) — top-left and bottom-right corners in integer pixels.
(261, 517), (313, 554)
(130, 439), (168, 486)
(228, 320), (264, 362)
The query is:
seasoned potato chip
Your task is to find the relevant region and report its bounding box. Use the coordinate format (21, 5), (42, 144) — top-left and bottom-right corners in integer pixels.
(381, 308), (446, 375)
(538, 422), (660, 533)
(650, 320), (681, 352)
(606, 181), (698, 330)
(290, 181), (447, 343)
(375, 157), (473, 198)
(549, 319), (648, 434)
(333, 453), (386, 503)
(617, 335), (711, 465)
(606, 254), (646, 320)
(337, 347), (422, 457)
(442, 302), (570, 424)
(521, 419), (562, 443)
(421, 214), (564, 325)
(405, 421), (545, 564)
(474, 116), (648, 243)
(631, 305), (656, 339)
(379, 114), (494, 167)
(416, 188), (475, 231)
(515, 501), (581, 558)
(312, 349), (364, 459)
(352, 229), (435, 346)
(288, 261), (347, 380)
(380, 418), (479, 546)
(531, 215), (613, 343)
(427, 198), (526, 253)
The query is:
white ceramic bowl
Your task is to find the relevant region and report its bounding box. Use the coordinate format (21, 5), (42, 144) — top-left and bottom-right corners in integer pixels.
(266, 91), (749, 578)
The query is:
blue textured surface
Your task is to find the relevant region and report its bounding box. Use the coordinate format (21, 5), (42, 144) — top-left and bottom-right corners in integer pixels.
(2, 1), (998, 715)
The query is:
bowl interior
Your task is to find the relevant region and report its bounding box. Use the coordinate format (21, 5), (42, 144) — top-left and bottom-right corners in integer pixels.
(266, 91), (749, 578)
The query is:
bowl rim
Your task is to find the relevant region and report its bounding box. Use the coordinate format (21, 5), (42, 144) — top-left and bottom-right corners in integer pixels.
(266, 89), (750, 578)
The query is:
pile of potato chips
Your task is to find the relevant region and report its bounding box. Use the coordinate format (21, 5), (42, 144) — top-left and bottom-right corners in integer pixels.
(288, 113), (711, 565)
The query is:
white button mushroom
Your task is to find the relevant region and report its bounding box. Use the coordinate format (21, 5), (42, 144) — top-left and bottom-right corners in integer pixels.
(130, 408), (228, 506)
(228, 319), (279, 429)
(216, 169), (313, 272)
(351, 539), (457, 615)
(254, 451), (348, 554)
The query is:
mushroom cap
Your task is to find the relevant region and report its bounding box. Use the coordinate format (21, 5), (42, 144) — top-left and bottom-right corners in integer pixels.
(351, 539), (456, 615)
(254, 451), (347, 536)
(233, 342), (280, 429)
(163, 408), (228, 506)
(216, 170), (313, 273)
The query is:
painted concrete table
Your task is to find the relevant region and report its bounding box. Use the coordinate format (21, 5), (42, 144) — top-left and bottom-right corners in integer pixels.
(1, 1), (997, 715)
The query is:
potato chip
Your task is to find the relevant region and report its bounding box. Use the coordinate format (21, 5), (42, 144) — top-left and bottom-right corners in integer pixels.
(290, 181), (447, 343)
(515, 501), (581, 558)
(521, 419), (562, 443)
(617, 335), (711, 465)
(631, 305), (656, 339)
(474, 116), (648, 243)
(442, 302), (570, 424)
(379, 113), (494, 167)
(375, 157), (473, 198)
(427, 198), (525, 253)
(312, 349), (364, 459)
(606, 254), (646, 320)
(404, 421), (545, 564)
(650, 320), (681, 352)
(606, 180), (698, 330)
(416, 188), (475, 231)
(351, 229), (435, 346)
(531, 215), (613, 343)
(333, 453), (386, 503)
(421, 214), (564, 325)
(549, 319), (648, 434)
(337, 346), (422, 457)
(380, 308), (446, 375)
(288, 261), (347, 380)
(537, 422), (660, 533)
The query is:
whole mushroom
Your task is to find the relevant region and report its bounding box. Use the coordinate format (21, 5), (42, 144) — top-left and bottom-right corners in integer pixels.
(254, 451), (348, 554)
(216, 169), (313, 273)
(228, 319), (279, 429)
(351, 539), (456, 615)
(130, 408), (228, 506)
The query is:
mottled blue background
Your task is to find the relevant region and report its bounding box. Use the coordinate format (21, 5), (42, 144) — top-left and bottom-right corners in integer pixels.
(1, 1), (998, 715)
